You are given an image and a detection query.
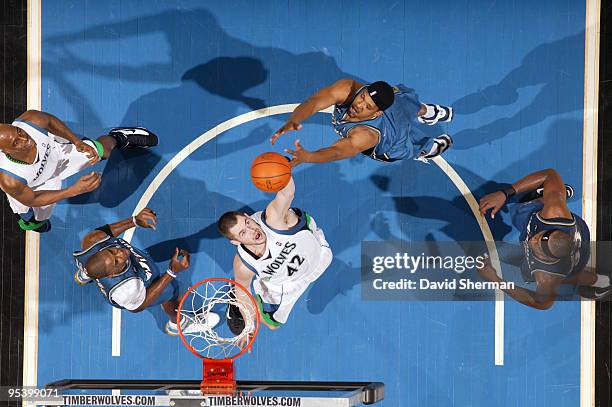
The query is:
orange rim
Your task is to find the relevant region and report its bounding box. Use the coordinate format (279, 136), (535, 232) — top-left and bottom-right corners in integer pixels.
(177, 277), (260, 361)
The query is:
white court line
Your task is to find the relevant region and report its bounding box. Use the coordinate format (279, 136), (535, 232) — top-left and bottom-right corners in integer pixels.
(23, 1), (42, 407)
(581, 0), (600, 405)
(116, 105), (503, 365)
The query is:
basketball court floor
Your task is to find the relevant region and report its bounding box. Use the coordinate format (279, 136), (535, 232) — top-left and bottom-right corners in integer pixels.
(19, 0), (601, 405)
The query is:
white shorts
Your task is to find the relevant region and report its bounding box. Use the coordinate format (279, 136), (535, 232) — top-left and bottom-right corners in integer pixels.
(7, 139), (99, 221)
(253, 225), (333, 324)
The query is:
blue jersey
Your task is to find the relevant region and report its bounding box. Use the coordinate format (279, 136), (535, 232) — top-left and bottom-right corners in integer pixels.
(331, 84), (423, 162)
(511, 201), (590, 278)
(73, 235), (159, 309)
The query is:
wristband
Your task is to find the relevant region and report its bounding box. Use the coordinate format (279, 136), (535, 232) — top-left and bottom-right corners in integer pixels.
(501, 186), (516, 199)
(95, 224), (114, 237)
(166, 269), (177, 278)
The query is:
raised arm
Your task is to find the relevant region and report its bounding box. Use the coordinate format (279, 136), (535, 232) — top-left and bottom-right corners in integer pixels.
(477, 256), (559, 310)
(0, 171), (101, 209)
(19, 110), (82, 144)
(18, 110), (99, 162)
(479, 168), (571, 219)
(284, 126), (378, 166)
(80, 208), (157, 249)
(270, 79), (355, 144)
(264, 177), (295, 226)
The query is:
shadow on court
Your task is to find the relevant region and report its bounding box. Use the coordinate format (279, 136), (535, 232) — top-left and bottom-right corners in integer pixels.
(452, 31), (584, 148)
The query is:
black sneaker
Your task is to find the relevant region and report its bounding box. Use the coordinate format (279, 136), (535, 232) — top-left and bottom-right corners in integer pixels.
(108, 127), (158, 149)
(519, 184), (574, 203)
(416, 134), (453, 163)
(226, 303), (245, 336)
(579, 284), (612, 300)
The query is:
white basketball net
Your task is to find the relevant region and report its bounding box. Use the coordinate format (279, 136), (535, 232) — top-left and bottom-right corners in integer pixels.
(179, 280), (257, 359)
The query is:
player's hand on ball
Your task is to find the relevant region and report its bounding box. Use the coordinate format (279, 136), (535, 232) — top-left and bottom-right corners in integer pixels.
(479, 191), (506, 219)
(284, 139), (309, 168)
(270, 121), (302, 144)
(75, 140), (100, 165)
(135, 208), (157, 229)
(169, 248), (190, 273)
(72, 172), (101, 194)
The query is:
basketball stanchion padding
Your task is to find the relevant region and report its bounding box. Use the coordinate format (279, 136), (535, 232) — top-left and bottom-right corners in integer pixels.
(176, 277), (260, 394)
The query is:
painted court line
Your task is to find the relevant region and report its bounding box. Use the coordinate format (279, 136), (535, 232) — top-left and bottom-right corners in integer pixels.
(580, 0), (600, 405)
(23, 1), (42, 406)
(116, 105), (504, 365)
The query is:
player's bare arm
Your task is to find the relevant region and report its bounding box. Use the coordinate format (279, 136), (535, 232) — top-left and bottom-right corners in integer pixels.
(264, 177), (296, 229)
(18, 110), (99, 163)
(81, 208), (157, 249)
(133, 248), (189, 313)
(477, 255), (559, 310)
(479, 168), (571, 219)
(284, 126), (377, 167)
(0, 171), (101, 209)
(271, 79), (356, 144)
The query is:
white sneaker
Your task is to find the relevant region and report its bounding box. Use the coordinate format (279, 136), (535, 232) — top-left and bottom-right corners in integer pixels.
(418, 103), (454, 125)
(165, 312), (221, 336)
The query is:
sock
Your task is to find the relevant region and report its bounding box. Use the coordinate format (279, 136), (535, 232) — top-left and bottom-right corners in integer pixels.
(421, 104), (437, 119)
(590, 274), (610, 288)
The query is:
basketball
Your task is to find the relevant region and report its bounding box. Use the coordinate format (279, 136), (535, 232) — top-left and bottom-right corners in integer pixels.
(250, 152), (292, 193)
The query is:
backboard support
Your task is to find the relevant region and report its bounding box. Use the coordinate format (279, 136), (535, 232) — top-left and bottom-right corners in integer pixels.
(46, 379), (385, 406)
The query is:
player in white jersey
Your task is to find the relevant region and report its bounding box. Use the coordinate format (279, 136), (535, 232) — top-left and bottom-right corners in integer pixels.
(217, 177), (332, 333)
(0, 110), (157, 232)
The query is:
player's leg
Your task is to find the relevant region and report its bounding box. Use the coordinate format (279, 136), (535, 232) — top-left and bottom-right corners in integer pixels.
(7, 178), (62, 233)
(414, 134), (453, 162)
(163, 281), (220, 336)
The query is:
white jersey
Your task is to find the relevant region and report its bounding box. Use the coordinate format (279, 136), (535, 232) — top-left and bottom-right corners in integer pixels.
(1, 119), (98, 219)
(0, 120), (69, 188)
(237, 208), (331, 311)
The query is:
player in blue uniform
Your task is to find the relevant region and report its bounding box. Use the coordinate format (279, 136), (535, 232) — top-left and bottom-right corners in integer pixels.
(477, 168), (611, 309)
(73, 208), (216, 335)
(271, 79), (453, 165)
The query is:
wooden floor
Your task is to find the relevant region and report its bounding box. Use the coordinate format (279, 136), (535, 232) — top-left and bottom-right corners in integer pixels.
(0, 0), (26, 403)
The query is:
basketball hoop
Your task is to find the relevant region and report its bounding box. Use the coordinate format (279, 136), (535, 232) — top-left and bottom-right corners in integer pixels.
(177, 278), (260, 394)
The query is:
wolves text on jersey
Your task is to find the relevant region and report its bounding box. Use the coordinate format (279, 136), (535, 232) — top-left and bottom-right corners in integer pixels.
(262, 241), (303, 276)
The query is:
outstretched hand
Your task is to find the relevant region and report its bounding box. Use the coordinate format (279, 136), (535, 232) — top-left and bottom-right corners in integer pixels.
(134, 208), (157, 229)
(75, 140), (100, 165)
(169, 248), (190, 273)
(270, 121), (302, 145)
(479, 191), (506, 219)
(72, 172), (102, 195)
(284, 139), (310, 168)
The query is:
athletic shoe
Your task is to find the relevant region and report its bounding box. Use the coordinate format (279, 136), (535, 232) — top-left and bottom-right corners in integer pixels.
(74, 268), (93, 285)
(108, 127), (158, 149)
(165, 312), (221, 336)
(165, 315), (188, 336)
(415, 134), (453, 163)
(518, 184), (574, 203)
(417, 103), (454, 125)
(226, 304), (245, 336)
(579, 284), (612, 300)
